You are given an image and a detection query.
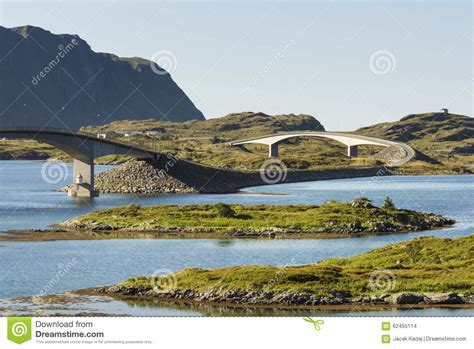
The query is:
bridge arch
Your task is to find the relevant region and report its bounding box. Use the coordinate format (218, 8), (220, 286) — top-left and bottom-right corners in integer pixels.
(0, 128), (160, 197)
(229, 131), (414, 166)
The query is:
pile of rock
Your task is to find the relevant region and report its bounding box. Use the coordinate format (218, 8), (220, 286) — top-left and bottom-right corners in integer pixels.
(374, 145), (406, 164)
(95, 160), (196, 194)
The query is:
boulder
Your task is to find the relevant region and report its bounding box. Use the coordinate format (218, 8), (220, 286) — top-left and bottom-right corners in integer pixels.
(426, 293), (464, 304)
(395, 293), (425, 304)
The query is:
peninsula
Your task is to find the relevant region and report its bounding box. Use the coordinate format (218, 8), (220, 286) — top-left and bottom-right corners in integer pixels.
(86, 234), (474, 310)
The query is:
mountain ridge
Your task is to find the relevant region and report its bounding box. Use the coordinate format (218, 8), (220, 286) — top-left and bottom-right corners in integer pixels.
(0, 25), (204, 130)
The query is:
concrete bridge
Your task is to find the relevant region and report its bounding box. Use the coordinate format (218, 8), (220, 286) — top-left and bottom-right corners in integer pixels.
(0, 127), (160, 197)
(0, 128), (414, 198)
(229, 131), (415, 166)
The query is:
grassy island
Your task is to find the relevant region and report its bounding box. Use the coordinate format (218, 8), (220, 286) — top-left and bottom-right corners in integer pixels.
(92, 234), (474, 310)
(59, 198), (454, 239)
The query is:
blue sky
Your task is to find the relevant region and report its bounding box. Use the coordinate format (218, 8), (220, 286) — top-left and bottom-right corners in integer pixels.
(1, 0), (472, 130)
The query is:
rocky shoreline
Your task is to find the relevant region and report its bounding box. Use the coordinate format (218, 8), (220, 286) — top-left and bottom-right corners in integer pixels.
(90, 285), (473, 309)
(5, 201), (454, 242)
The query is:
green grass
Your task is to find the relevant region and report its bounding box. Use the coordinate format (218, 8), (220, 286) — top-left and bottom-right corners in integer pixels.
(64, 200), (453, 234)
(121, 234), (474, 296)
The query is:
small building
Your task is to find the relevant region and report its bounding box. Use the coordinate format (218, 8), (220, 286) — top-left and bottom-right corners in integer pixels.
(441, 108), (449, 114)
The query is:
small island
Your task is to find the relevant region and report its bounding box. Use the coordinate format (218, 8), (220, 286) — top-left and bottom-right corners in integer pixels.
(86, 234), (474, 310)
(55, 197), (454, 239)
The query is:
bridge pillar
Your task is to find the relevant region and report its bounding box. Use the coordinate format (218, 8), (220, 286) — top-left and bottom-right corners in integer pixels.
(269, 143), (279, 158)
(68, 159), (98, 198)
(347, 145), (358, 157)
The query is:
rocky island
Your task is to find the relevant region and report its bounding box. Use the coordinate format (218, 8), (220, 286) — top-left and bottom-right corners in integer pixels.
(85, 234), (474, 310)
(55, 198), (455, 239)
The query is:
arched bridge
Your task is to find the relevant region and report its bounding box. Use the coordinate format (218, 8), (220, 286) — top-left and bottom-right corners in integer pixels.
(229, 131), (415, 166)
(0, 127), (160, 197)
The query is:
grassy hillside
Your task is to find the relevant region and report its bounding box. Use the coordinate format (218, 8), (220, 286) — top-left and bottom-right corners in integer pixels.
(82, 111), (325, 138)
(0, 139), (66, 160)
(116, 234), (474, 297)
(356, 112), (473, 173)
(2, 112), (374, 169)
(80, 112), (379, 170)
(1, 111), (472, 173)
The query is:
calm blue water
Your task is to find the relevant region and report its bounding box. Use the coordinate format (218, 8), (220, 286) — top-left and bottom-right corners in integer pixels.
(0, 161), (472, 316)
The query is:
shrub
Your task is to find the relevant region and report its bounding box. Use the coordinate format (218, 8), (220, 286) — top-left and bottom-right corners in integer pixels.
(215, 203), (236, 218)
(383, 196), (396, 210)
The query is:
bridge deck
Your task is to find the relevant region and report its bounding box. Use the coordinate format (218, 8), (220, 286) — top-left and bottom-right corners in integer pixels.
(0, 127), (160, 156)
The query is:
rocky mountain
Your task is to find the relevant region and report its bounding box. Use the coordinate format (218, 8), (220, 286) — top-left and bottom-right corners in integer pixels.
(0, 25), (204, 130)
